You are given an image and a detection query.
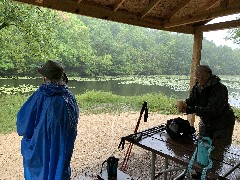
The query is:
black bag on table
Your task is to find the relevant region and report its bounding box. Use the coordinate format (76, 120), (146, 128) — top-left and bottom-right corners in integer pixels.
(166, 117), (195, 139)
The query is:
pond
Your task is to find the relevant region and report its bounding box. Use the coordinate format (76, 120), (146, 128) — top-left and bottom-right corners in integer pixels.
(0, 75), (240, 107)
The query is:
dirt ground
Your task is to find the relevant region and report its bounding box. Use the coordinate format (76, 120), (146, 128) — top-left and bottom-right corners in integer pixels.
(0, 112), (239, 180)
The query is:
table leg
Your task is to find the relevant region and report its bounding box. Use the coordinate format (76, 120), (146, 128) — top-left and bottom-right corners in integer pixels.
(151, 152), (156, 180)
(164, 157), (168, 180)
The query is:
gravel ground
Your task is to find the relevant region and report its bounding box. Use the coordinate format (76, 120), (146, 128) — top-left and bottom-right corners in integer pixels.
(0, 112), (239, 180)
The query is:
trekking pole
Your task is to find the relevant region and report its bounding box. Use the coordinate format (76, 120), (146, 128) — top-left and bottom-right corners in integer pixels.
(120, 101), (148, 171)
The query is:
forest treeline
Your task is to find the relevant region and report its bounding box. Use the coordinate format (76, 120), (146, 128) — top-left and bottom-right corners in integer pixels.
(1, 0), (240, 77)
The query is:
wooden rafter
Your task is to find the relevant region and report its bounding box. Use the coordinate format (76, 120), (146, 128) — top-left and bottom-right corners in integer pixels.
(35, 0), (43, 3)
(220, 0), (230, 9)
(13, 0), (194, 33)
(201, 0), (219, 10)
(164, 1), (240, 28)
(141, 0), (161, 18)
(13, 0), (240, 34)
(164, 0), (191, 21)
(206, 0), (228, 10)
(113, 0), (126, 12)
(194, 19), (212, 26)
(199, 19), (240, 32)
(165, 0), (219, 21)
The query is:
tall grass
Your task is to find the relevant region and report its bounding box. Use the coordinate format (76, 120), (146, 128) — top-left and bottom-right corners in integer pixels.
(0, 95), (28, 134)
(1, 90), (239, 134)
(76, 90), (178, 114)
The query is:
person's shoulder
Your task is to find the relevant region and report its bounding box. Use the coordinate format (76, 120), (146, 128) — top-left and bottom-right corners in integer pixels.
(66, 88), (76, 95)
(218, 81), (228, 90)
(212, 79), (228, 93)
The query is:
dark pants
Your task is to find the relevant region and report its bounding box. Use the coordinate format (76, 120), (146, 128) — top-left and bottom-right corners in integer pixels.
(199, 121), (234, 146)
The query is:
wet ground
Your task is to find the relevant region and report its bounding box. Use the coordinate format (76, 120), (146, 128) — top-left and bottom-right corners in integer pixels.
(0, 113), (239, 180)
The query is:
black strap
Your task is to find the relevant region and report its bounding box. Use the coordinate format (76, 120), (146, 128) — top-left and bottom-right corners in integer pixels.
(118, 137), (126, 150)
(144, 107), (148, 122)
(100, 160), (107, 175)
(97, 175), (104, 180)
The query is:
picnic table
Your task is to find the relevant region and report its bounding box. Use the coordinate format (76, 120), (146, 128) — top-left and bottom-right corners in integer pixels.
(121, 125), (240, 180)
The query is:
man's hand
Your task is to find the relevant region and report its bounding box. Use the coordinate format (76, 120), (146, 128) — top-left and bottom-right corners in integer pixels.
(176, 100), (187, 113)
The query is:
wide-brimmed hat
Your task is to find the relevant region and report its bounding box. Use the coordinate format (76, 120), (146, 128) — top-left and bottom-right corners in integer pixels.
(38, 60), (64, 81)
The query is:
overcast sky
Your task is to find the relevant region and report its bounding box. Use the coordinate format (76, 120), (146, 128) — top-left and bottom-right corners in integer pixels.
(203, 14), (240, 49)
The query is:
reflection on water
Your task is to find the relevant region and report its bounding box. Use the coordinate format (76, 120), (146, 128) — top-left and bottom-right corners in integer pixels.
(0, 76), (240, 107)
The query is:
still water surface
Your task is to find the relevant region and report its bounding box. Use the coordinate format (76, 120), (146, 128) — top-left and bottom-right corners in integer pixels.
(0, 76), (240, 107)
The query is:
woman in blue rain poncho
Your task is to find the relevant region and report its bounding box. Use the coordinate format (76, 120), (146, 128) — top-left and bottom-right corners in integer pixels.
(17, 60), (79, 180)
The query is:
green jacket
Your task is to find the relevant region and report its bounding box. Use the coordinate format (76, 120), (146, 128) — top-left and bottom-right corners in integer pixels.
(186, 75), (235, 131)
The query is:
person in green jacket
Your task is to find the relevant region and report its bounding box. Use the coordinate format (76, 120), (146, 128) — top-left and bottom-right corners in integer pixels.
(176, 65), (235, 145)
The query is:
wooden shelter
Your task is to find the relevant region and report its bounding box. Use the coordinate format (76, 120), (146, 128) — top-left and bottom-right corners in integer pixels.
(12, 0), (240, 125)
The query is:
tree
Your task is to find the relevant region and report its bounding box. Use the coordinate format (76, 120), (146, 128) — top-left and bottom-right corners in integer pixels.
(0, 0), (60, 75)
(225, 15), (240, 45)
(227, 28), (240, 45)
(1, 1), (240, 76)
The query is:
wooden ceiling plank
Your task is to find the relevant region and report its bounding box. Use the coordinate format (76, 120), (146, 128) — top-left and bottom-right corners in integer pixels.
(166, 0), (219, 20)
(206, 1), (218, 10)
(201, 0), (218, 10)
(207, 0), (229, 10)
(12, 0), (194, 33)
(199, 19), (240, 32)
(164, 0), (191, 20)
(35, 0), (43, 3)
(164, 2), (240, 28)
(113, 0), (126, 12)
(220, 0), (230, 9)
(12, 0), (196, 33)
(141, 0), (161, 18)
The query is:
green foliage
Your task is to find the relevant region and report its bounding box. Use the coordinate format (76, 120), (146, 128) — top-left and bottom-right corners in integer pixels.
(226, 15), (240, 45)
(1, 91), (240, 134)
(0, 94), (28, 133)
(0, 0), (60, 75)
(75, 90), (178, 114)
(128, 93), (178, 114)
(76, 90), (121, 108)
(0, 0), (240, 77)
(0, 91), (178, 133)
(80, 15), (240, 76)
(233, 107), (240, 119)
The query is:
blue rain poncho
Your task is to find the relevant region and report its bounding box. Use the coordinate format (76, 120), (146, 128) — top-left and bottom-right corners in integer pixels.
(17, 83), (79, 180)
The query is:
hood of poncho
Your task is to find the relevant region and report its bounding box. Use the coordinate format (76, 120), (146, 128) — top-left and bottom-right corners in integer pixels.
(39, 82), (68, 96)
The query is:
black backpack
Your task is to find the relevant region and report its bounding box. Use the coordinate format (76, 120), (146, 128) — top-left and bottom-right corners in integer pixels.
(166, 117), (195, 139)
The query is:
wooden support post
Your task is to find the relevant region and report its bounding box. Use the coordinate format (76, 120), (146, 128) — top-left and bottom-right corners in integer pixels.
(188, 27), (203, 126)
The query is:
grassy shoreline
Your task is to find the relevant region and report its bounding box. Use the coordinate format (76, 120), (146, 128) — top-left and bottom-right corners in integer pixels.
(0, 90), (239, 134)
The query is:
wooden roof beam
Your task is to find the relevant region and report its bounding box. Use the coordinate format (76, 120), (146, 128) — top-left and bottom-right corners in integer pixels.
(200, 0), (218, 10)
(191, 0), (220, 24)
(165, 0), (219, 21)
(205, 0), (229, 10)
(141, 0), (161, 18)
(164, 0), (191, 20)
(113, 0), (126, 12)
(220, 0), (230, 9)
(12, 0), (195, 34)
(35, 0), (43, 3)
(199, 19), (240, 32)
(13, 0), (194, 33)
(164, 1), (240, 28)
